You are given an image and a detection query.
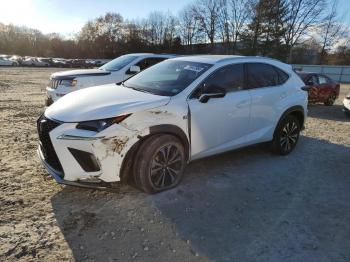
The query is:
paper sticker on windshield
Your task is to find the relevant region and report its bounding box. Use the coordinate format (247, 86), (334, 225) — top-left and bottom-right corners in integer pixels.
(184, 65), (204, 73)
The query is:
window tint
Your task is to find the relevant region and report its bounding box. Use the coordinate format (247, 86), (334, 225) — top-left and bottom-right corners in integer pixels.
(247, 63), (287, 88)
(318, 75), (327, 84)
(136, 57), (167, 70)
(203, 64), (244, 93)
(274, 67), (289, 84)
(307, 75), (318, 85)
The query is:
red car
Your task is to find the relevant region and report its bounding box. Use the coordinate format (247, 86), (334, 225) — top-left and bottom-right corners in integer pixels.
(297, 72), (340, 106)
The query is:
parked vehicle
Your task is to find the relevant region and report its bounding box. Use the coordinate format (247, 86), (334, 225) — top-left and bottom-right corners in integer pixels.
(9, 55), (21, 65)
(343, 93), (350, 117)
(22, 57), (50, 67)
(37, 55), (307, 193)
(297, 72), (340, 106)
(0, 57), (17, 66)
(45, 53), (175, 105)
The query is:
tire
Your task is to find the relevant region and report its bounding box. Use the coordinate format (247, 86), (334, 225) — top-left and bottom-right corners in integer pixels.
(133, 134), (187, 194)
(324, 93), (336, 106)
(272, 115), (301, 155)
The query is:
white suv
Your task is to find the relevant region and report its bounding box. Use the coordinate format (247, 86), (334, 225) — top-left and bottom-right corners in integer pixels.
(45, 53), (175, 105)
(37, 55), (308, 193)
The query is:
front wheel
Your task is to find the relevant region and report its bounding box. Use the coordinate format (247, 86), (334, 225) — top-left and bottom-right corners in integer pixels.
(272, 115), (301, 155)
(133, 135), (187, 194)
(324, 93), (336, 106)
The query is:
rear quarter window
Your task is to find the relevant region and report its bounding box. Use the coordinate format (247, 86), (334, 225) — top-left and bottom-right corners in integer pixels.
(246, 63), (289, 88)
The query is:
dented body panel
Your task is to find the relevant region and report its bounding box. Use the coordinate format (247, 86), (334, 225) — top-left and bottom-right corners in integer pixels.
(46, 99), (189, 182)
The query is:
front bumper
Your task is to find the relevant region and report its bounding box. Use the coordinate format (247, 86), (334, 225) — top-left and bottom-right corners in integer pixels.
(46, 86), (70, 102)
(37, 145), (117, 190)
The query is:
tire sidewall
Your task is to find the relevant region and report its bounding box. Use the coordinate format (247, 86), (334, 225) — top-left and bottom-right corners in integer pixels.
(273, 115), (301, 155)
(134, 135), (186, 193)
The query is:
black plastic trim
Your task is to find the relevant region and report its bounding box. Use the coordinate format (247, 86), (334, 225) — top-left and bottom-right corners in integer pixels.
(68, 148), (100, 172)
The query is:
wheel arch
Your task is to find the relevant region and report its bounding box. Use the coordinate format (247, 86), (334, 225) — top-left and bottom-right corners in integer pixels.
(119, 124), (190, 183)
(275, 105), (305, 135)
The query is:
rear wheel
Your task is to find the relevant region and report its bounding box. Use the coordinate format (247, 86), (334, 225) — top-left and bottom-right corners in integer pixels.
(324, 93), (336, 106)
(133, 135), (186, 193)
(272, 115), (301, 155)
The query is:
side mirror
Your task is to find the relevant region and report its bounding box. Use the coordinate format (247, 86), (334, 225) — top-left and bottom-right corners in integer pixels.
(301, 86), (311, 92)
(199, 84), (226, 103)
(128, 65), (141, 74)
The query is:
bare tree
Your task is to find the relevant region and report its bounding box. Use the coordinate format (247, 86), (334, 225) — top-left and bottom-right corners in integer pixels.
(318, 0), (347, 64)
(283, 0), (326, 61)
(191, 0), (222, 47)
(229, 0), (252, 51)
(178, 5), (200, 46)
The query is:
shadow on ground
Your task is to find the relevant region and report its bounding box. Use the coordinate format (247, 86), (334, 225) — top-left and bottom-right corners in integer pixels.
(51, 136), (350, 262)
(307, 104), (349, 122)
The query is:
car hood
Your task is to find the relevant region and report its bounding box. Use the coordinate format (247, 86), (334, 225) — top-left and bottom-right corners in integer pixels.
(51, 69), (111, 80)
(45, 84), (171, 122)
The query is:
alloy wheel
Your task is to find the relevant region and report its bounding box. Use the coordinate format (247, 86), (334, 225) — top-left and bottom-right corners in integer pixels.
(150, 144), (183, 189)
(280, 121), (299, 152)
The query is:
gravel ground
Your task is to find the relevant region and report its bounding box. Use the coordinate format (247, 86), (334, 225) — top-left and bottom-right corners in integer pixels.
(0, 67), (350, 262)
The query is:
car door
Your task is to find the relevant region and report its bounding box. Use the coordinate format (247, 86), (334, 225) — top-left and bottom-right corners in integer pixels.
(246, 63), (290, 142)
(317, 74), (332, 101)
(187, 63), (251, 158)
(305, 74), (320, 101)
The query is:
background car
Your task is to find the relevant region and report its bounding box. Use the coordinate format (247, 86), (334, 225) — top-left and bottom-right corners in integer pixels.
(297, 71), (340, 106)
(45, 53), (175, 105)
(0, 57), (17, 66)
(343, 93), (350, 117)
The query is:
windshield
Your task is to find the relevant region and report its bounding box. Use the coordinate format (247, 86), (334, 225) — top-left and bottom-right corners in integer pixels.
(123, 60), (212, 96)
(100, 55), (138, 71)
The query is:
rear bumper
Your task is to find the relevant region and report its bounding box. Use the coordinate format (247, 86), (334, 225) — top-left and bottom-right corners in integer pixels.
(37, 146), (117, 190)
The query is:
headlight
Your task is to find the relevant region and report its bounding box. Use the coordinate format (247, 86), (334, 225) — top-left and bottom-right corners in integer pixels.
(61, 79), (77, 87)
(76, 114), (131, 132)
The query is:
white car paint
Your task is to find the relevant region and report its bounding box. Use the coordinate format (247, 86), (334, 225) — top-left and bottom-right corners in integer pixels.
(343, 94), (350, 116)
(22, 58), (49, 67)
(46, 53), (175, 104)
(0, 57), (16, 66)
(38, 55), (308, 187)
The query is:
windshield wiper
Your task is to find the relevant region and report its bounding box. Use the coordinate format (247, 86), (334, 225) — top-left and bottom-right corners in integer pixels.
(122, 83), (153, 94)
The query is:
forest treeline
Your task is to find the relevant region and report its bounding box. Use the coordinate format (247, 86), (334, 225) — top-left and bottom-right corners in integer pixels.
(0, 0), (349, 64)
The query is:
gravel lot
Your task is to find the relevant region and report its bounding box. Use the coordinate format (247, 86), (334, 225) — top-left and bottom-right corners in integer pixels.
(0, 67), (350, 262)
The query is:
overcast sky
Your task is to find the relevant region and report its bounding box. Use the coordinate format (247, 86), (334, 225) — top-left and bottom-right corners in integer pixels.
(1, 0), (349, 37)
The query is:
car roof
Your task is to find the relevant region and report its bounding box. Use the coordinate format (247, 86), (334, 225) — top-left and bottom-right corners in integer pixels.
(171, 55), (290, 65)
(124, 53), (177, 58)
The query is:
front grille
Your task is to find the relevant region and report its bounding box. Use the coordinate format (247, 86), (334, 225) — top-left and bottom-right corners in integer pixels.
(49, 79), (61, 89)
(37, 115), (63, 173)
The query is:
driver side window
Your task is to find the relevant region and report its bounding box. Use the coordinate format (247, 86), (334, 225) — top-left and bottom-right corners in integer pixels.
(193, 63), (244, 98)
(205, 64), (244, 92)
(308, 75), (319, 85)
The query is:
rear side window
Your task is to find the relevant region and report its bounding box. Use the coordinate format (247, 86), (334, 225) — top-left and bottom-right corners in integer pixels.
(318, 75), (328, 84)
(275, 67), (289, 84)
(246, 63), (288, 88)
(204, 64), (244, 93)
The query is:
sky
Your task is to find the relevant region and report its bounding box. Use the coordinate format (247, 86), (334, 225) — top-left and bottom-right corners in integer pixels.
(0, 0), (349, 37)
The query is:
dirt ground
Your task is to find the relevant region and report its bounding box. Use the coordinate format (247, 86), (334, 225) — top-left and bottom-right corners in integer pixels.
(0, 67), (350, 262)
